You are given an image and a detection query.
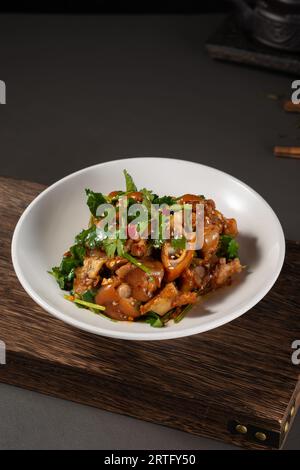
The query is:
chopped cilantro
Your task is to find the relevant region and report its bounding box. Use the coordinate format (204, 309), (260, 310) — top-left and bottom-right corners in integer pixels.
(69, 244), (86, 263)
(171, 237), (186, 250)
(217, 235), (239, 260)
(139, 311), (164, 328)
(82, 289), (97, 303)
(85, 189), (107, 216)
(102, 235), (125, 258)
(75, 225), (103, 250)
(152, 195), (177, 205)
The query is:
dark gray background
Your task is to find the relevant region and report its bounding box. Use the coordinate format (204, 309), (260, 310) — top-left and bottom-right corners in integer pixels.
(0, 13), (299, 450)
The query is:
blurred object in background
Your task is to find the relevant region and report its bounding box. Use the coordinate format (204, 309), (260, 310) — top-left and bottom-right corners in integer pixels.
(274, 146), (300, 158)
(233, 0), (300, 52)
(206, 1), (300, 74)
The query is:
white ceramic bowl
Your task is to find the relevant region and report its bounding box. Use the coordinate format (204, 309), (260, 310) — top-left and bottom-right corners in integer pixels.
(11, 158), (285, 340)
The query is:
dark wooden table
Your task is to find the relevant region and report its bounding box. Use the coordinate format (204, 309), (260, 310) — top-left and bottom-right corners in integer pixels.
(0, 13), (299, 450)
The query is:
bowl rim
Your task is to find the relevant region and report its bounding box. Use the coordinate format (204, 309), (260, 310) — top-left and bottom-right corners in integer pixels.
(11, 157), (286, 340)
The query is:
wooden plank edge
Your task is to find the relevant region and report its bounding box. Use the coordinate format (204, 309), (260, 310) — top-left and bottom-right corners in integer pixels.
(0, 351), (291, 450)
(205, 44), (300, 74)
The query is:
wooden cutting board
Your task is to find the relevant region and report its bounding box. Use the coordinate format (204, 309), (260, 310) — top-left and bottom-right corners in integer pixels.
(0, 176), (299, 450)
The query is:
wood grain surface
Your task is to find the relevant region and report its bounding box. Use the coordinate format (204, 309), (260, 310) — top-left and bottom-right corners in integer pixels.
(0, 176), (299, 449)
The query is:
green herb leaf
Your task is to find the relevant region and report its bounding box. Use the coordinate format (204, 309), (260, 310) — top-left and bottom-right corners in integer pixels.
(140, 188), (155, 212)
(70, 244), (86, 263)
(140, 311), (164, 328)
(174, 303), (193, 323)
(171, 237), (186, 250)
(101, 238), (117, 258)
(73, 298), (106, 311)
(49, 225), (103, 291)
(228, 238), (239, 259)
(152, 195), (177, 205)
(49, 255), (80, 291)
(49, 267), (66, 290)
(68, 294), (119, 322)
(123, 252), (152, 276)
(64, 295), (105, 311)
(81, 289), (97, 303)
(160, 308), (175, 324)
(140, 188), (154, 200)
(74, 227), (91, 245)
(86, 226), (104, 249)
(85, 189), (107, 216)
(75, 225), (103, 250)
(217, 235), (239, 260)
(123, 169), (137, 192)
(49, 242), (85, 290)
(59, 256), (80, 274)
(76, 225), (125, 258)
(102, 235), (125, 258)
